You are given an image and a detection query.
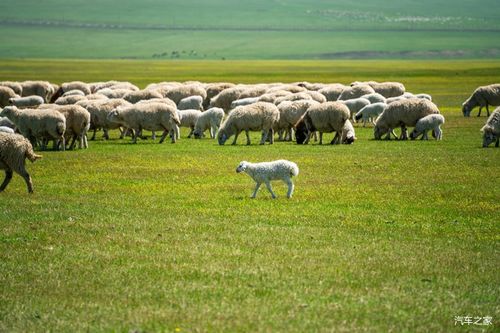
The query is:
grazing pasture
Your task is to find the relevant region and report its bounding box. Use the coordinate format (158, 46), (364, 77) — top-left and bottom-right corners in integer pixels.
(0, 59), (499, 332)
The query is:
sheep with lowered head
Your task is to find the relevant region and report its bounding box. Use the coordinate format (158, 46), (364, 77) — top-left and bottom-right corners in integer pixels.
(9, 95), (45, 109)
(43, 104), (91, 149)
(0, 132), (42, 193)
(341, 120), (356, 144)
(236, 160), (299, 199)
(480, 107), (500, 147)
(175, 109), (203, 139)
(21, 81), (54, 102)
(340, 97), (371, 119)
(355, 102), (387, 127)
(193, 107), (225, 139)
(462, 83), (500, 117)
(410, 114), (445, 140)
(217, 102), (279, 145)
(276, 100), (319, 141)
(107, 102), (180, 144)
(318, 84), (346, 101)
(374, 99), (440, 140)
(77, 98), (131, 140)
(294, 101), (350, 145)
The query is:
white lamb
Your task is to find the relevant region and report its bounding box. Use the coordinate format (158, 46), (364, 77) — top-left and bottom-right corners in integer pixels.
(354, 102), (387, 127)
(410, 114), (445, 140)
(193, 107), (225, 139)
(236, 160), (299, 199)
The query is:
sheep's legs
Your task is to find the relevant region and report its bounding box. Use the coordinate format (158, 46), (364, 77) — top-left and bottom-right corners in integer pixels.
(477, 106), (483, 117)
(91, 128), (97, 140)
(259, 129), (268, 145)
(422, 131), (428, 140)
(486, 104), (490, 117)
(17, 167), (33, 193)
(0, 170), (13, 192)
(285, 179), (294, 198)
(495, 138), (499, 147)
(264, 181), (276, 199)
(400, 126), (408, 140)
(187, 127), (194, 138)
(251, 182), (261, 198)
(244, 130), (251, 145)
(209, 127), (215, 139)
(319, 132), (323, 145)
(232, 131), (241, 145)
(159, 130), (168, 143)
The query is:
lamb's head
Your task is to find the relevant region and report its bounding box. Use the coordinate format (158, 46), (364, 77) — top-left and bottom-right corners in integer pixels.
(236, 161), (249, 173)
(481, 125), (497, 147)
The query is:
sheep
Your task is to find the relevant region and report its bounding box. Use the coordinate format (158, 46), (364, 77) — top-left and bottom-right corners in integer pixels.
(123, 89), (164, 104)
(480, 108), (500, 147)
(374, 99), (440, 140)
(414, 93), (432, 101)
(46, 105), (91, 149)
(95, 88), (132, 99)
(236, 160), (299, 199)
(210, 86), (266, 113)
(340, 97), (371, 119)
(8, 95), (45, 109)
(230, 97), (260, 109)
(77, 98), (131, 140)
(276, 100), (319, 141)
(204, 82), (235, 108)
(0, 81), (23, 96)
(294, 101), (350, 145)
(338, 84), (376, 100)
(304, 90), (327, 103)
(0, 126), (15, 134)
(341, 120), (356, 144)
(410, 114), (445, 140)
(0, 106), (66, 151)
(318, 84), (346, 101)
(258, 90), (293, 103)
(50, 81), (91, 102)
(162, 85), (207, 104)
(351, 81), (405, 98)
(175, 109), (203, 139)
(0, 86), (18, 107)
(217, 102), (280, 145)
(274, 92), (313, 105)
(193, 107), (225, 139)
(462, 84), (500, 117)
(354, 102), (387, 127)
(20, 81), (54, 102)
(54, 95), (86, 105)
(107, 102), (180, 144)
(296, 82), (325, 91)
(178, 95), (203, 111)
(85, 93), (109, 100)
(361, 93), (386, 104)
(386, 96), (407, 104)
(62, 89), (86, 97)
(92, 81), (139, 93)
(0, 132), (42, 193)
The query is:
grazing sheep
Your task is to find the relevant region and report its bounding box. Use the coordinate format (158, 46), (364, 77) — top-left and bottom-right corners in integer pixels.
(175, 109), (203, 139)
(0, 132), (42, 193)
(462, 84), (500, 117)
(8, 95), (45, 108)
(276, 100), (319, 141)
(50, 81), (91, 102)
(374, 99), (440, 140)
(54, 95), (86, 105)
(294, 101), (350, 145)
(361, 93), (386, 104)
(210, 86), (266, 113)
(85, 93), (109, 101)
(480, 108), (500, 147)
(414, 93), (432, 101)
(236, 160), (299, 199)
(0, 81), (23, 96)
(178, 95), (203, 111)
(47, 105), (91, 149)
(123, 90), (164, 104)
(217, 102), (280, 145)
(410, 114), (445, 140)
(296, 82), (325, 91)
(107, 102), (180, 144)
(0, 126), (15, 134)
(230, 97), (260, 109)
(0, 106), (66, 151)
(341, 120), (356, 144)
(258, 90), (293, 103)
(0, 86), (18, 107)
(78, 98), (131, 140)
(193, 107), (225, 139)
(92, 81), (139, 93)
(319, 84), (346, 101)
(352, 81), (405, 98)
(338, 84), (375, 101)
(340, 97), (371, 119)
(21, 81), (54, 102)
(355, 102), (387, 127)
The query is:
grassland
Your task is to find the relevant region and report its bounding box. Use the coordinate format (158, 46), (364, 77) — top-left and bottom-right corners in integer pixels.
(0, 59), (499, 332)
(1, 0), (499, 59)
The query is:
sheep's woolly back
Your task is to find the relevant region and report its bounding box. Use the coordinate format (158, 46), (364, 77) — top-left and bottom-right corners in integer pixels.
(277, 100), (319, 128)
(9, 96), (45, 108)
(375, 98), (440, 130)
(338, 84), (375, 100)
(163, 85), (207, 104)
(319, 84), (346, 101)
(471, 84), (500, 106)
(481, 108), (500, 134)
(0, 132), (41, 166)
(300, 101), (350, 133)
(0, 86), (18, 107)
(178, 95), (203, 110)
(219, 102), (280, 137)
(55, 95), (86, 105)
(108, 102), (180, 131)
(20, 81), (54, 102)
(177, 109), (203, 128)
(61, 81), (91, 95)
(123, 90), (164, 104)
(0, 81), (23, 95)
(367, 81), (405, 98)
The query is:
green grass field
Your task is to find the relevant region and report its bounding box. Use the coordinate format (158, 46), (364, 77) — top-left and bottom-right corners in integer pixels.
(1, 0), (500, 59)
(0, 59), (499, 332)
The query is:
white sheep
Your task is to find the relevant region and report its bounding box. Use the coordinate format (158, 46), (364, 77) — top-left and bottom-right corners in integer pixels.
(318, 84), (346, 101)
(462, 84), (500, 117)
(0, 132), (42, 193)
(54, 95), (86, 105)
(44, 105), (91, 149)
(217, 102), (280, 145)
(178, 95), (203, 111)
(374, 99), (440, 140)
(21, 81), (54, 103)
(354, 102), (387, 127)
(481, 108), (500, 147)
(341, 120), (356, 144)
(360, 93), (386, 104)
(340, 97), (371, 119)
(77, 98), (131, 140)
(276, 100), (319, 141)
(175, 109), (203, 139)
(0, 117), (15, 129)
(351, 81), (405, 98)
(0, 126), (15, 134)
(8, 95), (45, 109)
(62, 89), (86, 97)
(410, 114), (445, 140)
(0, 81), (23, 95)
(236, 160), (299, 199)
(230, 97), (260, 109)
(0, 106), (66, 150)
(294, 101), (350, 145)
(193, 107), (225, 139)
(123, 90), (164, 104)
(338, 84), (375, 100)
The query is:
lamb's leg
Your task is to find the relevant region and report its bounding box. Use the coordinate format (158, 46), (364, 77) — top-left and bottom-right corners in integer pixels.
(264, 181), (276, 199)
(422, 131), (428, 140)
(16, 166), (34, 193)
(187, 127), (194, 138)
(0, 170), (13, 192)
(152, 131), (156, 140)
(209, 127), (215, 139)
(285, 179), (294, 198)
(400, 126), (408, 140)
(69, 135), (77, 150)
(131, 129), (138, 144)
(83, 134), (88, 148)
(59, 137), (65, 151)
(251, 182), (261, 198)
(232, 131), (241, 145)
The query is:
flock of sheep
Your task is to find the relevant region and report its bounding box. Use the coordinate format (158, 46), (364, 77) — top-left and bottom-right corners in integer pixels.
(0, 79), (499, 196)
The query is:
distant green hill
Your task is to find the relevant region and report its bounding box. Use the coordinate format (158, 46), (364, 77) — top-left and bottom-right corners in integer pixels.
(1, 0), (499, 59)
